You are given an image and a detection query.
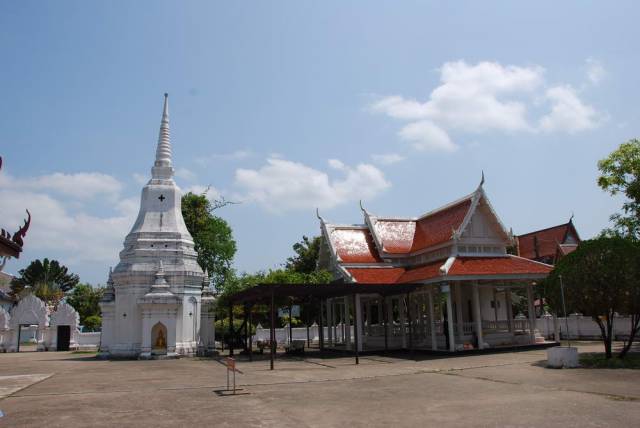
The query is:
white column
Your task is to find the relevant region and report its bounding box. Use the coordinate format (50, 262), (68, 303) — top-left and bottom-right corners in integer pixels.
(428, 290), (437, 350)
(526, 284), (536, 343)
(493, 287), (499, 323)
(455, 282), (464, 341)
(506, 289), (514, 333)
(445, 285), (455, 352)
(344, 296), (351, 350)
(355, 294), (363, 352)
(472, 282), (484, 350)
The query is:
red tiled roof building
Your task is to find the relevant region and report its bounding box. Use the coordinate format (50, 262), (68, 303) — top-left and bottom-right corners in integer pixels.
(515, 220), (580, 265)
(317, 177), (553, 353)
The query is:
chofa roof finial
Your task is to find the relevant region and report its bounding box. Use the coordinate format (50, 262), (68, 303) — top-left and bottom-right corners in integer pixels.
(479, 170), (485, 188)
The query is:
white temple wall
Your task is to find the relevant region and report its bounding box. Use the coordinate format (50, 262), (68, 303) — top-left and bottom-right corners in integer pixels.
(479, 287), (508, 320)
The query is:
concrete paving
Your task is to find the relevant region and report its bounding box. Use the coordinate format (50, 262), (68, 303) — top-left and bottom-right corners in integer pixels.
(0, 343), (639, 427)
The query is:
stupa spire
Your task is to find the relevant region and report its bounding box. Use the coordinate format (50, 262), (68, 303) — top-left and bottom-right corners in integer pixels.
(151, 93), (174, 180)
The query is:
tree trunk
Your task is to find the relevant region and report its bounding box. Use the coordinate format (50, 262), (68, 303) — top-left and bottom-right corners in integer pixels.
(595, 316), (612, 359)
(619, 313), (640, 359)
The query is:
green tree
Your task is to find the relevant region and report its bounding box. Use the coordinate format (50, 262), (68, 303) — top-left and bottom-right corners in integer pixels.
(542, 237), (640, 358)
(66, 283), (105, 331)
(181, 191), (237, 292)
(11, 258), (79, 306)
(285, 236), (322, 274)
(598, 139), (640, 239)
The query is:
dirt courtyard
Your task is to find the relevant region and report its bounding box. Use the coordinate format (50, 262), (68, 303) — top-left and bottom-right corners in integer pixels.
(1, 343), (639, 427)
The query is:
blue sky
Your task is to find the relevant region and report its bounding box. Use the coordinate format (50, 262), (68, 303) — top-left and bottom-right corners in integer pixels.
(1, 1), (638, 284)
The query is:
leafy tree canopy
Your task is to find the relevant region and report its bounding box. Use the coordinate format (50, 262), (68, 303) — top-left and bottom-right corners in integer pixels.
(66, 283), (105, 331)
(285, 236), (322, 274)
(598, 139), (640, 239)
(542, 237), (640, 358)
(181, 191), (237, 292)
(11, 258), (79, 306)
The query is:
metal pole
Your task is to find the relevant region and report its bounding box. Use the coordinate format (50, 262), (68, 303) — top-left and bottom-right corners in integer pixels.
(559, 275), (571, 348)
(270, 288), (275, 370)
(352, 294), (359, 365)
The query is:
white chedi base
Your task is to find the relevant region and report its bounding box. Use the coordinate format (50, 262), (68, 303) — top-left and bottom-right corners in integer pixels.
(547, 346), (579, 368)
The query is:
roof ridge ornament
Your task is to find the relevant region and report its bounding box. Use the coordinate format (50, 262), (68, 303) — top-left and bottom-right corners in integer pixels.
(479, 170), (485, 188)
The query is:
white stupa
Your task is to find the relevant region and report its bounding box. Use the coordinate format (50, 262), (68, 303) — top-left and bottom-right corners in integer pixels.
(100, 94), (216, 359)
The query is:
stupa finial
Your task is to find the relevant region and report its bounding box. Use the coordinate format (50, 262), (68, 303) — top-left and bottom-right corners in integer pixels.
(152, 93), (173, 178)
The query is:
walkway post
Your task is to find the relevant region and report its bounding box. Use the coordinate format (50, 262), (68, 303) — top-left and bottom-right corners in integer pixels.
(248, 305), (253, 362)
(288, 300), (293, 347)
(319, 299), (324, 351)
(383, 296), (389, 351)
(352, 293), (359, 365)
(229, 303), (234, 357)
(270, 288), (275, 370)
(407, 292), (414, 358)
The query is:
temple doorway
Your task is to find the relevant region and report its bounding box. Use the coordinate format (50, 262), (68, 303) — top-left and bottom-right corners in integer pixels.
(56, 325), (71, 351)
(151, 322), (167, 354)
(16, 324), (39, 352)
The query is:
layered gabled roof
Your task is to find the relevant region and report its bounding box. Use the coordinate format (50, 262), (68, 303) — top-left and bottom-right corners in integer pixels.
(344, 256), (552, 284)
(516, 220), (580, 261)
(368, 194), (474, 255)
(327, 226), (382, 264)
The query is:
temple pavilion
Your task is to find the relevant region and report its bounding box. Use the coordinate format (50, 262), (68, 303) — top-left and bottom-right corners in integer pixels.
(316, 177), (553, 352)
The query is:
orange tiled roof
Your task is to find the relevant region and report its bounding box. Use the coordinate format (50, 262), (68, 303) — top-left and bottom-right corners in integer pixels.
(345, 256), (551, 284)
(373, 197), (472, 254)
(447, 256), (551, 276)
(331, 228), (382, 264)
(346, 267), (405, 283)
(517, 222), (578, 260)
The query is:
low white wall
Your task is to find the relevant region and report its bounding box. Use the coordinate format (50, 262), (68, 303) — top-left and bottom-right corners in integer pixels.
(538, 315), (635, 340)
(77, 332), (101, 346)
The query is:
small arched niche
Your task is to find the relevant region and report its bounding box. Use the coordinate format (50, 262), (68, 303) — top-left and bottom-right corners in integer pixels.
(151, 322), (167, 354)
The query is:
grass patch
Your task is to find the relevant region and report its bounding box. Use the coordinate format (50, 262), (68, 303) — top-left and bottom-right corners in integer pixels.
(71, 350), (98, 355)
(580, 353), (640, 369)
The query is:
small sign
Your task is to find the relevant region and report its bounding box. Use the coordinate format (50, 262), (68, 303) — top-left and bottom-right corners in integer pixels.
(278, 305), (300, 318)
(440, 284), (450, 293)
(226, 357), (236, 371)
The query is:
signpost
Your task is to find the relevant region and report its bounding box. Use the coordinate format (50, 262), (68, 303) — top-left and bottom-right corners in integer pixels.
(226, 357), (236, 394)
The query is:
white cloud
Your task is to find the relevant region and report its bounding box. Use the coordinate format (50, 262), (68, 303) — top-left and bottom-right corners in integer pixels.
(539, 85), (599, 133)
(398, 121), (457, 152)
(586, 58), (606, 85)
(371, 153), (405, 165)
(234, 158), (390, 212)
(175, 167), (197, 181)
(182, 184), (222, 202)
(0, 169), (137, 270)
(371, 60), (602, 152)
(195, 149), (254, 165)
(2, 172), (123, 201)
(132, 173), (148, 185)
